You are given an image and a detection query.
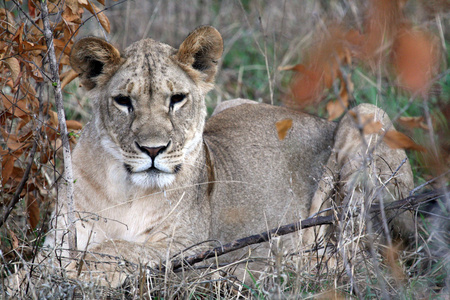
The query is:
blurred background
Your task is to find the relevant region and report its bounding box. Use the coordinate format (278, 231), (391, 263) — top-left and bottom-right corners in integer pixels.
(69, 0), (448, 184)
(73, 0), (449, 114)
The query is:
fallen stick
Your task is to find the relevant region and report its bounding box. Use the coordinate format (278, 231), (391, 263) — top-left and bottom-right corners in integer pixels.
(168, 189), (446, 271)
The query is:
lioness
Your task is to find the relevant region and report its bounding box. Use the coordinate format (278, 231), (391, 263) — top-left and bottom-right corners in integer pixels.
(30, 26), (415, 287)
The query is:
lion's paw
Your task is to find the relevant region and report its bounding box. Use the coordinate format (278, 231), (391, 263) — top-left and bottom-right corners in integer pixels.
(65, 258), (128, 288)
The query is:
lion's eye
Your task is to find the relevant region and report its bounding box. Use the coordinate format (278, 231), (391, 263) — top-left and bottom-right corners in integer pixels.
(170, 94), (187, 109)
(113, 95), (133, 112)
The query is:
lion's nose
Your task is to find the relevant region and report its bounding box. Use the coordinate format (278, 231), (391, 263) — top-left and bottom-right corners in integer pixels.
(135, 142), (169, 160)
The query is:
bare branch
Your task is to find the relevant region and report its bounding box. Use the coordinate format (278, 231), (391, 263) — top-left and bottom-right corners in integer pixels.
(168, 189), (446, 271)
(40, 0), (77, 257)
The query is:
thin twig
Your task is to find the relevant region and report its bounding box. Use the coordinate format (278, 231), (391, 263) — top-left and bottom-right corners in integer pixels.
(10, 0), (44, 34)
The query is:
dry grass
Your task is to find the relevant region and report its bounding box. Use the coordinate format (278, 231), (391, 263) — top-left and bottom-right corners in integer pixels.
(1, 0), (449, 298)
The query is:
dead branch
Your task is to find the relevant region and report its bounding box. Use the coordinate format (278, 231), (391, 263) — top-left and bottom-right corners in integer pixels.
(169, 188), (446, 271)
(40, 1), (77, 256)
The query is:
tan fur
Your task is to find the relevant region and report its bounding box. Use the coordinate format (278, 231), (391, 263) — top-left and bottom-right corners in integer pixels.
(38, 26), (414, 287)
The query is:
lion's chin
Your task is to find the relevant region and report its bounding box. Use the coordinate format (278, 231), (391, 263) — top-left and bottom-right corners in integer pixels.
(129, 171), (176, 189)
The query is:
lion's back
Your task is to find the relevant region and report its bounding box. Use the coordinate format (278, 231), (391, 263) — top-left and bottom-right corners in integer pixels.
(203, 102), (337, 242)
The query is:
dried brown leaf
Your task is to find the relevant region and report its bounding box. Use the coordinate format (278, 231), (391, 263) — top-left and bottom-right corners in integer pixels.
(22, 41), (47, 52)
(1, 155), (16, 186)
(26, 194), (40, 230)
(348, 112), (383, 134)
(1, 95), (29, 118)
(20, 82), (37, 97)
(27, 1), (36, 18)
(0, 8), (16, 28)
(288, 26), (362, 107)
(66, 120), (83, 131)
(362, 0), (405, 60)
(392, 26), (440, 94)
(66, 0), (80, 14)
(7, 139), (29, 152)
(275, 119), (293, 141)
(81, 2), (110, 33)
(383, 130), (426, 152)
(383, 245), (406, 282)
(364, 121), (383, 134)
(326, 100), (346, 121)
(61, 69), (79, 90)
(8, 230), (19, 250)
(48, 110), (59, 127)
(3, 57), (20, 82)
(53, 38), (72, 56)
(62, 5), (83, 23)
(327, 80), (350, 120)
(398, 116), (429, 130)
(290, 66), (323, 106)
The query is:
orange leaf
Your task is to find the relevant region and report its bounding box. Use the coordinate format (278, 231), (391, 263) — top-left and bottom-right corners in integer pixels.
(363, 121), (383, 134)
(1, 154), (16, 185)
(53, 39), (72, 56)
(0, 8), (16, 28)
(286, 26), (361, 107)
(48, 110), (59, 127)
(327, 79), (350, 120)
(22, 42), (47, 52)
(398, 116), (429, 130)
(62, 6), (83, 23)
(326, 100), (346, 121)
(1, 94), (29, 118)
(290, 66), (323, 106)
(392, 26), (439, 94)
(275, 119), (293, 140)
(27, 1), (36, 18)
(20, 82), (37, 97)
(7, 139), (30, 152)
(3, 57), (20, 83)
(66, 120), (83, 130)
(383, 130), (426, 152)
(8, 230), (19, 250)
(348, 112), (383, 134)
(362, 0), (404, 60)
(66, 0), (80, 14)
(26, 194), (40, 230)
(61, 69), (79, 90)
(81, 2), (110, 33)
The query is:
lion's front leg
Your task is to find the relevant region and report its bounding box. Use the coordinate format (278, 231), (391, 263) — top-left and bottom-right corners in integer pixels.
(67, 236), (205, 287)
(66, 239), (162, 287)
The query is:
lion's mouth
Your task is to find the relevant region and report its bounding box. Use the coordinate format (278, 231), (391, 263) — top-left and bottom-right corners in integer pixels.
(143, 166), (168, 174)
(124, 163), (180, 175)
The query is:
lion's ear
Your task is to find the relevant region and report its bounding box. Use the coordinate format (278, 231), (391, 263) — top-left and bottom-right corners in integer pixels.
(175, 26), (223, 83)
(70, 37), (123, 90)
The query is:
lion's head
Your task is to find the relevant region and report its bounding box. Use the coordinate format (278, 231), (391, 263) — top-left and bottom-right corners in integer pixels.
(70, 26), (223, 188)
